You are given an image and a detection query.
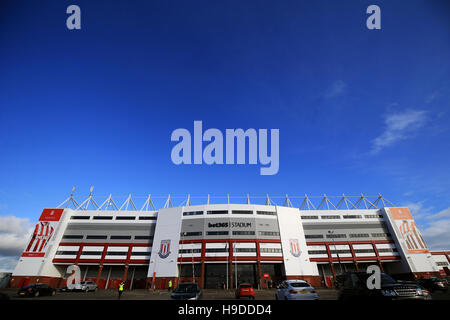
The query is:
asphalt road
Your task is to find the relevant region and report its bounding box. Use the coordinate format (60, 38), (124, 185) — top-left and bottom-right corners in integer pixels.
(1, 288), (449, 300)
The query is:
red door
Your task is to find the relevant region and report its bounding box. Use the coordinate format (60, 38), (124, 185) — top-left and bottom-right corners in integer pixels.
(325, 276), (332, 288)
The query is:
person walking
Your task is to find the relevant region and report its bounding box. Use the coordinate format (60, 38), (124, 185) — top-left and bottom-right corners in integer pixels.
(118, 281), (125, 299)
(168, 280), (173, 292)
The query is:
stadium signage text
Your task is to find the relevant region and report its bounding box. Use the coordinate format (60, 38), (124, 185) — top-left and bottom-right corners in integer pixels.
(171, 121), (279, 175)
(208, 222), (252, 228)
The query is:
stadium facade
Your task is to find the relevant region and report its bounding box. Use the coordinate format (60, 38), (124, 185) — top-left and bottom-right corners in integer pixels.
(10, 193), (450, 290)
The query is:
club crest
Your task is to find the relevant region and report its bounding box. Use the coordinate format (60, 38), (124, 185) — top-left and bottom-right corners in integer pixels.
(289, 239), (301, 257)
(158, 239), (171, 259)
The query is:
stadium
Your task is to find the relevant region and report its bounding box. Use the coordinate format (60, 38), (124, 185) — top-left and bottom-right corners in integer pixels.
(10, 191), (450, 290)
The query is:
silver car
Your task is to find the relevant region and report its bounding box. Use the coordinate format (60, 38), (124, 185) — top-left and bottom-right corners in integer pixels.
(79, 281), (97, 292)
(275, 280), (318, 300)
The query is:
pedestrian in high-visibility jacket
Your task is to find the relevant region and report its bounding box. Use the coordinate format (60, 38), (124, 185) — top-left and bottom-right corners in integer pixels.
(118, 281), (125, 299)
(168, 280), (173, 292)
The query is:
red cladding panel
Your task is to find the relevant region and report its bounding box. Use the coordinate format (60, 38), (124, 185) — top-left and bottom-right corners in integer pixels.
(39, 208), (64, 222)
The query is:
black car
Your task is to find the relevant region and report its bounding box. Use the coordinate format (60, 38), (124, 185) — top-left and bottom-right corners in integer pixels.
(0, 292), (10, 300)
(170, 283), (202, 300)
(418, 277), (448, 293)
(18, 284), (56, 297)
(336, 272), (431, 301)
(59, 286), (73, 292)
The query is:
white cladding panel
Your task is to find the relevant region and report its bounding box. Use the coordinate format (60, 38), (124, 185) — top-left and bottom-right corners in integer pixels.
(276, 206), (318, 276)
(431, 254), (448, 264)
(13, 208), (71, 278)
(147, 207), (183, 278)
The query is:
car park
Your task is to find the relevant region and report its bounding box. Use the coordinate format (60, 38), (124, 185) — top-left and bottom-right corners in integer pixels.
(275, 280), (318, 300)
(336, 272), (431, 300)
(418, 277), (448, 293)
(235, 283), (255, 299)
(170, 283), (202, 300)
(17, 284), (56, 297)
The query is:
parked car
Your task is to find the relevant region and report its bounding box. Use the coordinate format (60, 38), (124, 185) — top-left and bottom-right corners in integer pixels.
(235, 283), (255, 299)
(18, 284), (56, 297)
(275, 280), (318, 300)
(418, 277), (448, 293)
(336, 272), (431, 300)
(79, 281), (98, 292)
(59, 286), (73, 292)
(0, 292), (10, 300)
(170, 282), (202, 300)
(60, 281), (98, 292)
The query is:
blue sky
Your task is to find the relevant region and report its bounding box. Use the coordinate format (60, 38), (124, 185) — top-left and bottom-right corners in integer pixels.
(0, 1), (449, 270)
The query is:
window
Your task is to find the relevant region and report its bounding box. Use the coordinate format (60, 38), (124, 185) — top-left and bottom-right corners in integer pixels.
(377, 248), (398, 253)
(183, 211), (203, 216)
(305, 234), (323, 239)
(179, 249), (202, 254)
(206, 231), (229, 236)
(81, 251), (102, 256)
(326, 234), (346, 239)
(86, 235), (107, 240)
(343, 215), (362, 219)
(93, 216), (113, 220)
(371, 233), (391, 238)
(260, 248), (282, 253)
(349, 233), (370, 238)
(207, 210), (228, 215)
(205, 248), (228, 253)
(330, 250), (351, 254)
(259, 231), (280, 236)
(181, 232), (202, 237)
(436, 262), (449, 266)
(71, 216), (90, 220)
(106, 251), (128, 256)
(235, 248), (256, 253)
(138, 216), (157, 220)
(116, 216), (135, 220)
(301, 216), (318, 219)
(256, 211), (276, 216)
(110, 236), (132, 240)
(308, 250), (327, 255)
(62, 235), (84, 239)
(290, 282), (310, 288)
(232, 231), (255, 236)
(130, 252), (151, 256)
(56, 251), (78, 255)
(134, 235), (153, 240)
(354, 249), (374, 253)
(321, 215), (341, 219)
(364, 214), (383, 218)
(231, 210), (253, 215)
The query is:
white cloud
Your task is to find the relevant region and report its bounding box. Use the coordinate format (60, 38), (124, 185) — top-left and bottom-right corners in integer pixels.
(425, 207), (450, 220)
(0, 256), (22, 273)
(371, 109), (428, 154)
(425, 91), (440, 104)
(405, 201), (433, 220)
(421, 217), (450, 251)
(324, 80), (347, 98)
(0, 215), (35, 272)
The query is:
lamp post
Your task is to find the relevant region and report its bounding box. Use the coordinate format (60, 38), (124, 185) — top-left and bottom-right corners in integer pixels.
(191, 245), (195, 282)
(179, 232), (187, 284)
(234, 242), (238, 289)
(328, 230), (343, 275)
(225, 242), (229, 289)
